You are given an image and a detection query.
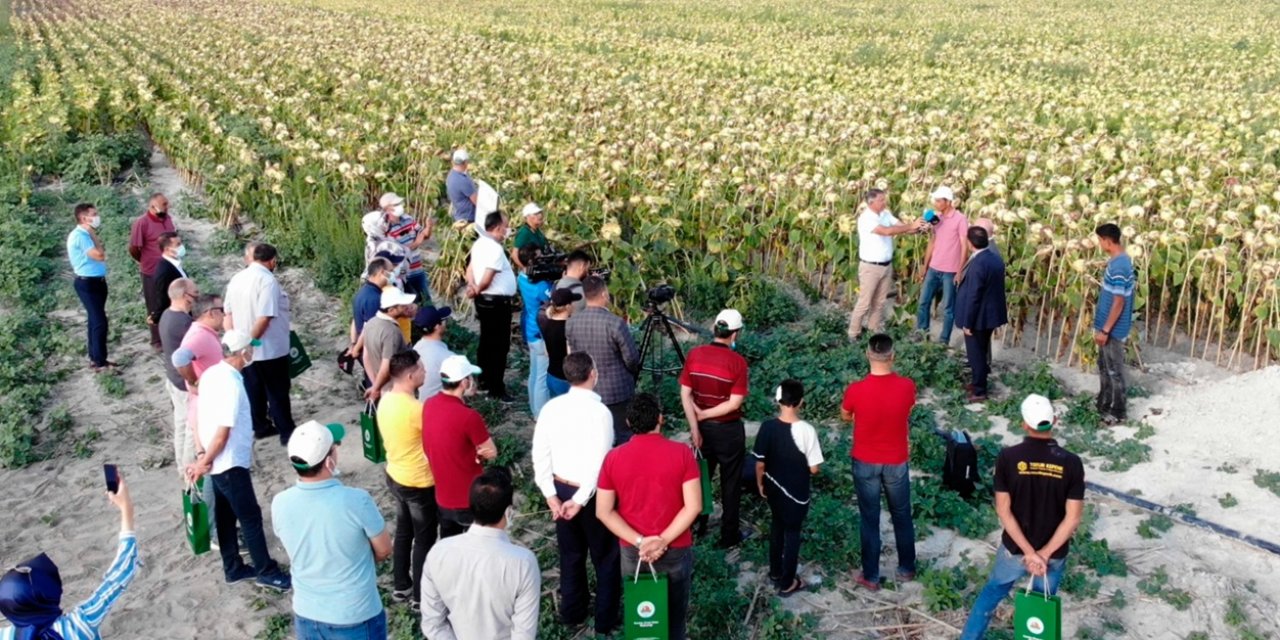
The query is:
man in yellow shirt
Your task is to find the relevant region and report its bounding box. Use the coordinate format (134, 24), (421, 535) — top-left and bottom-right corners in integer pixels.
(377, 349), (436, 610)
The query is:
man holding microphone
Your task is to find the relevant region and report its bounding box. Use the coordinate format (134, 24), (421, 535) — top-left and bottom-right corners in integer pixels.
(847, 189), (925, 341)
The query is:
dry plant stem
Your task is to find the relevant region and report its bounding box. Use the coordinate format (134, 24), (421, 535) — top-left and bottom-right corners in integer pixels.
(1215, 263), (1228, 366)
(835, 583), (961, 633)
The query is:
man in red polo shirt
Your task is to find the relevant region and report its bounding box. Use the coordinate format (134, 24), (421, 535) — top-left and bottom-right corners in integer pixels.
(129, 192), (177, 350)
(422, 354), (498, 538)
(840, 333), (917, 591)
(678, 308), (749, 548)
(597, 393), (701, 640)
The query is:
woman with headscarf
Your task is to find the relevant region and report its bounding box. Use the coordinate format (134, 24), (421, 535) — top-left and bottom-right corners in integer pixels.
(0, 474), (139, 639)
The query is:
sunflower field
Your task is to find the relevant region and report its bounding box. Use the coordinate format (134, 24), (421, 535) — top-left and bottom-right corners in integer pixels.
(8, 0), (1280, 367)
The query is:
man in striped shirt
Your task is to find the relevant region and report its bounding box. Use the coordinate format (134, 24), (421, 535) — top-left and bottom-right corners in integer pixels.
(1093, 224), (1135, 425)
(367, 192), (433, 304)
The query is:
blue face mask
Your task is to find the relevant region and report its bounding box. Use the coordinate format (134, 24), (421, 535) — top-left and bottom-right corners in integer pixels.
(176, 245), (187, 259)
(730, 342), (737, 350)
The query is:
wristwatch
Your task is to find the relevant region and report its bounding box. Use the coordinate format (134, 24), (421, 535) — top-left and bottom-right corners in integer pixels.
(635, 535), (645, 546)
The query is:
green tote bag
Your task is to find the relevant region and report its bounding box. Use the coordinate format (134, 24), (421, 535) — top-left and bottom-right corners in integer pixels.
(288, 330), (312, 378)
(624, 561), (669, 640)
(361, 401), (386, 463)
(695, 448), (713, 516)
(1013, 575), (1062, 640)
(183, 478), (211, 556)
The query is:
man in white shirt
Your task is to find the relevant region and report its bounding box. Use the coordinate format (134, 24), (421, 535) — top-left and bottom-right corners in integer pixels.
(847, 189), (925, 341)
(421, 467), (540, 640)
(465, 212), (518, 401)
(531, 353), (620, 635)
(185, 330), (291, 592)
(224, 242), (296, 444)
(412, 305), (456, 401)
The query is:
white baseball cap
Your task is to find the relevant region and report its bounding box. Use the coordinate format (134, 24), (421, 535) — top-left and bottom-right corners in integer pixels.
(287, 420), (346, 469)
(221, 330), (259, 352)
(521, 202), (544, 217)
(440, 354), (482, 383)
(452, 149), (470, 164)
(931, 186), (955, 201)
(714, 309), (744, 331)
(1021, 394), (1056, 431)
(379, 192), (404, 208)
(380, 287), (416, 309)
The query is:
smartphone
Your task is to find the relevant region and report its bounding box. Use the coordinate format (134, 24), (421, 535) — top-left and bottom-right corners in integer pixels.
(103, 464), (119, 494)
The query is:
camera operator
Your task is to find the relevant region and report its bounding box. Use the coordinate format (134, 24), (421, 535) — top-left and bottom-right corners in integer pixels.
(554, 250), (592, 313)
(465, 212), (517, 402)
(566, 275), (639, 445)
(511, 203), (549, 270)
(517, 244), (554, 417)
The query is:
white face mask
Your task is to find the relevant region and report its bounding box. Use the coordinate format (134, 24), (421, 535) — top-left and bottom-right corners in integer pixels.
(326, 455), (341, 478)
(88, 216), (102, 229)
(393, 205), (405, 217)
(176, 245), (187, 259)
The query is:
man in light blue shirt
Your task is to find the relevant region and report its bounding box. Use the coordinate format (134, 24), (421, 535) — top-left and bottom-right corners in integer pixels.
(446, 149), (478, 223)
(272, 421), (392, 638)
(412, 305), (456, 401)
(66, 203), (113, 371)
(1093, 223), (1136, 424)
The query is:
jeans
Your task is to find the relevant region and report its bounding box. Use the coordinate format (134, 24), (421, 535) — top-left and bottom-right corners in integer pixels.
(386, 474), (437, 602)
(527, 340), (550, 418)
(165, 380), (193, 475)
(242, 355), (296, 444)
(964, 328), (995, 397)
(547, 374), (570, 399)
(438, 507), (473, 539)
(848, 261), (893, 337)
(73, 276), (109, 365)
(294, 611), (387, 640)
(960, 545), (1066, 640)
(621, 545), (693, 640)
(210, 466), (282, 580)
(554, 481), (621, 633)
(851, 460), (916, 582)
(607, 399), (633, 446)
(402, 270), (431, 306)
(1097, 337), (1127, 420)
(916, 268), (957, 344)
(696, 420), (745, 547)
(474, 296), (513, 393)
(766, 489), (808, 589)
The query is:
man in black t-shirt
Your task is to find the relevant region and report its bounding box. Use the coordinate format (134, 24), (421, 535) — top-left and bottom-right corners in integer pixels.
(960, 394), (1085, 640)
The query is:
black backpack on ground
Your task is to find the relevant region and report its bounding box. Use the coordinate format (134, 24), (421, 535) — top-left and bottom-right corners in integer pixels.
(942, 431), (981, 498)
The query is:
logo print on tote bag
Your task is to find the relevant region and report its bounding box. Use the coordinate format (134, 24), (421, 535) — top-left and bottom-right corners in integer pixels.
(637, 601), (656, 619)
(1027, 616), (1045, 634)
(186, 512), (194, 531)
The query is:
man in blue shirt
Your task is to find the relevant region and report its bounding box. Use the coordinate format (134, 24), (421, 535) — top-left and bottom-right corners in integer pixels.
(66, 203), (114, 372)
(1093, 224), (1136, 425)
(517, 245), (554, 417)
(446, 149), (478, 223)
(347, 257), (397, 353)
(272, 421), (392, 639)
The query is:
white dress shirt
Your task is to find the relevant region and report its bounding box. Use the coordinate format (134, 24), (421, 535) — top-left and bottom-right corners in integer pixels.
(420, 525), (541, 640)
(224, 262), (292, 360)
(163, 255), (188, 278)
(532, 386), (615, 506)
(857, 206), (900, 263)
(470, 235), (517, 296)
(196, 360), (254, 474)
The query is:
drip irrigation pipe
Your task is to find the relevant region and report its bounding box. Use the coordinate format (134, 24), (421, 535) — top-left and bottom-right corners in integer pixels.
(1084, 481), (1280, 557)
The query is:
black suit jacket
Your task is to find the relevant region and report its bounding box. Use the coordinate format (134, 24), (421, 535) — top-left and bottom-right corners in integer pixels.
(151, 258), (186, 322)
(953, 249), (1008, 332)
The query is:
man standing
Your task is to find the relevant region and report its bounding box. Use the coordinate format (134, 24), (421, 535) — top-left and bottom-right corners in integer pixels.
(679, 308), (750, 548)
(517, 244), (554, 416)
(422, 355), (499, 538)
(960, 395), (1085, 640)
(67, 203), (113, 372)
(377, 350), (437, 610)
(597, 393), (702, 640)
(370, 192), (433, 303)
(511, 202), (549, 269)
(974, 218), (1001, 262)
(554, 250), (592, 312)
(186, 330), (291, 592)
(840, 334), (917, 591)
(347, 257), (395, 356)
(567, 275), (640, 444)
(915, 186), (968, 345)
(847, 190), (924, 340)
(173, 293), (225, 538)
(465, 212), (518, 401)
(128, 193), (176, 350)
(151, 232), (188, 329)
(360, 287), (417, 401)
(224, 243), (296, 443)
(446, 149), (478, 223)
(532, 353), (620, 635)
(420, 468), (540, 640)
(954, 227), (1008, 402)
(273, 421), (392, 638)
(412, 305), (455, 401)
(160, 278), (198, 474)
(1093, 223), (1135, 425)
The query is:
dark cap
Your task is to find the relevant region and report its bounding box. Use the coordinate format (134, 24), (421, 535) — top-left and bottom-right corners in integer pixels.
(374, 250), (405, 265)
(413, 305), (452, 330)
(551, 288), (582, 307)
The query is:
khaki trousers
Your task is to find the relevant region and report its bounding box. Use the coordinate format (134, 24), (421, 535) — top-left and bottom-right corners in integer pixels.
(848, 261), (893, 337)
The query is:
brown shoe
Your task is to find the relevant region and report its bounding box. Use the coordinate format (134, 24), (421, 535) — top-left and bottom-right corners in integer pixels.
(854, 572), (881, 591)
(966, 394), (988, 403)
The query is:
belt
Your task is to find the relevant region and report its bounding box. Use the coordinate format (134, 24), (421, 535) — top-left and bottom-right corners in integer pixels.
(478, 294), (515, 302)
(860, 259), (892, 267)
(553, 475), (580, 487)
(74, 275), (106, 280)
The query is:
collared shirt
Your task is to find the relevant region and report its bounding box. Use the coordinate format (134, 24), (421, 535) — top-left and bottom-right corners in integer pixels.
(362, 313), (406, 391)
(1095, 252), (1136, 340)
(351, 281), (382, 337)
(197, 361), (254, 474)
(413, 338), (455, 401)
(224, 263), (291, 360)
(378, 390), (434, 488)
(565, 306), (640, 405)
(857, 207), (900, 263)
(66, 226), (106, 277)
(386, 214), (424, 273)
(678, 342), (749, 422)
(128, 211), (175, 276)
(513, 225), (547, 251)
(0, 533), (139, 640)
(420, 525), (540, 640)
(421, 394), (491, 510)
(159, 309), (193, 390)
(173, 322), (224, 383)
(470, 235), (517, 296)
(928, 209), (968, 273)
(597, 434), (701, 548)
(162, 255), (188, 279)
(532, 387), (614, 505)
(446, 170), (477, 223)
(271, 479), (386, 625)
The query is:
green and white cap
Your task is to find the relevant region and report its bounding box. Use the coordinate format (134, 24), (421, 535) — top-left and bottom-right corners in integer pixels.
(288, 420), (346, 469)
(1021, 394), (1056, 431)
(440, 355), (482, 383)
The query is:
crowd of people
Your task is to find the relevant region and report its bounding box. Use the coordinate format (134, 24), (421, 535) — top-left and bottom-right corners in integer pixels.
(5, 160), (1139, 639)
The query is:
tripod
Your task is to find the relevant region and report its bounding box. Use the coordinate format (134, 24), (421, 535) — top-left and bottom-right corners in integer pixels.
(634, 301), (693, 392)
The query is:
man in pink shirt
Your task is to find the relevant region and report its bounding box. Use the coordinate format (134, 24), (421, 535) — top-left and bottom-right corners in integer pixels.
(172, 293), (226, 540)
(915, 186), (968, 345)
(129, 193), (177, 349)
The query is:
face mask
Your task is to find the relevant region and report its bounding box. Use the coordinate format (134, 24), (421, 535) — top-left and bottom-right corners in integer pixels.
(326, 456), (342, 478)
(730, 342), (737, 350)
(88, 216), (102, 229)
(393, 205), (405, 217)
(154, 208), (168, 217)
(176, 245), (187, 259)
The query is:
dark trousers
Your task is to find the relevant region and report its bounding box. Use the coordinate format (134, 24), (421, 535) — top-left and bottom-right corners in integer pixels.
(621, 545), (693, 640)
(386, 474), (437, 602)
(1097, 337), (1128, 420)
(697, 420), (745, 546)
(766, 489), (808, 589)
(852, 460), (916, 582)
(607, 399), (632, 446)
(402, 270), (431, 306)
(73, 276), (109, 365)
(964, 329), (995, 396)
(242, 355), (296, 444)
(554, 481), (621, 633)
(438, 507), (472, 539)
(142, 273), (164, 347)
(474, 297), (512, 393)
(211, 466), (281, 580)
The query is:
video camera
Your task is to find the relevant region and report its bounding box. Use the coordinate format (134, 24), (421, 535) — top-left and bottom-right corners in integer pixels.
(527, 251), (568, 284)
(647, 284), (676, 306)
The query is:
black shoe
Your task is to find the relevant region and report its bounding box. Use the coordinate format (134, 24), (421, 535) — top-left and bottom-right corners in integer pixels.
(254, 425), (280, 440)
(225, 565), (257, 585)
(255, 572), (291, 592)
(489, 391), (515, 403)
(716, 530), (752, 550)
